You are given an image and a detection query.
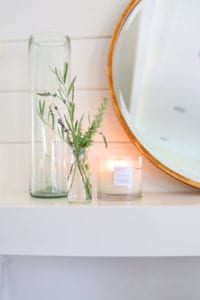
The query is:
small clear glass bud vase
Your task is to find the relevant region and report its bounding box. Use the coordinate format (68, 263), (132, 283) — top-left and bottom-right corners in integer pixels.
(67, 148), (92, 203)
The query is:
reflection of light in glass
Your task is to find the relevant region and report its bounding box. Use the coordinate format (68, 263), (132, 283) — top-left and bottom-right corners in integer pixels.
(39, 159), (44, 170)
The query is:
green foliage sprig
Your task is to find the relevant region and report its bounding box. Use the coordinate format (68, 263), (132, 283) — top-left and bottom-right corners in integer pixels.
(38, 62), (108, 153)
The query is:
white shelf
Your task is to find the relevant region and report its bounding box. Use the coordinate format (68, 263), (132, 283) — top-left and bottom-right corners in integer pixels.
(0, 192), (200, 257)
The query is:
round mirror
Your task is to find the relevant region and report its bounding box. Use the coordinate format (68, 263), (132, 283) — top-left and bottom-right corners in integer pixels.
(108, 0), (200, 188)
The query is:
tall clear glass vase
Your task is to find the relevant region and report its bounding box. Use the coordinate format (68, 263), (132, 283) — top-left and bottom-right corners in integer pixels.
(29, 32), (71, 198)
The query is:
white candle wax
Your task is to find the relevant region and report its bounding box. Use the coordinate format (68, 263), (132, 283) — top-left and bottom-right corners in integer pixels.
(97, 157), (142, 199)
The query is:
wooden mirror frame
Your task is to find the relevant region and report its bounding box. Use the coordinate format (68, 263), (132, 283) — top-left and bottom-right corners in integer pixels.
(107, 0), (200, 188)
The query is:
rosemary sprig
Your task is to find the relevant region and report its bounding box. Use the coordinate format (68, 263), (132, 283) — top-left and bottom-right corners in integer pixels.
(38, 62), (108, 151)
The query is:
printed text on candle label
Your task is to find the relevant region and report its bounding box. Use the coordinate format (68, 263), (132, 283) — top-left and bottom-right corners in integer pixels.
(113, 166), (132, 187)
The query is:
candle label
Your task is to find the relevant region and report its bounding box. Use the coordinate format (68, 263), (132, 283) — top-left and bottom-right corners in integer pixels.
(113, 166), (132, 187)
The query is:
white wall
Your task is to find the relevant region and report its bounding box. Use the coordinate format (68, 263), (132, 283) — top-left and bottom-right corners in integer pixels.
(0, 0), (196, 193)
(0, 0), (199, 299)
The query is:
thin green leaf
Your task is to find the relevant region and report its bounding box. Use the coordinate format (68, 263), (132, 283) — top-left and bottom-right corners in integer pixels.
(77, 115), (84, 134)
(64, 114), (73, 131)
(54, 67), (63, 84)
(74, 120), (78, 132)
(48, 108), (51, 121)
(70, 102), (75, 120)
(68, 76), (76, 98)
(63, 62), (68, 83)
(99, 132), (108, 148)
(39, 100), (45, 116)
(38, 100), (42, 114)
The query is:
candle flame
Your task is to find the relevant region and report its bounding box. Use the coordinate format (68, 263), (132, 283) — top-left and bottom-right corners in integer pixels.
(107, 159), (129, 170)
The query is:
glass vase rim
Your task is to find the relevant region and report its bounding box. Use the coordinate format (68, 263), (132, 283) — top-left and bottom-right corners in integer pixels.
(28, 31), (70, 48)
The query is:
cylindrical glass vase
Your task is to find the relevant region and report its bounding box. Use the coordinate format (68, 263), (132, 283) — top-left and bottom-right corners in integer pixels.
(29, 32), (71, 198)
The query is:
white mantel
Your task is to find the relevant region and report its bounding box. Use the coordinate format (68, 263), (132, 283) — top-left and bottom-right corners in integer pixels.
(0, 192), (200, 257)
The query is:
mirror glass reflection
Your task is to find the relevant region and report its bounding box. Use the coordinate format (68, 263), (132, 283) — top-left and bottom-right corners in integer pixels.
(112, 0), (200, 185)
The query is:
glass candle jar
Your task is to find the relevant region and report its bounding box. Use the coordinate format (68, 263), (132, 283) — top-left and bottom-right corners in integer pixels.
(97, 156), (142, 200)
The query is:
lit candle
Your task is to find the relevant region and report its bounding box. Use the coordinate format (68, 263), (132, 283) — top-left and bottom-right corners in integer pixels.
(97, 156), (142, 200)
